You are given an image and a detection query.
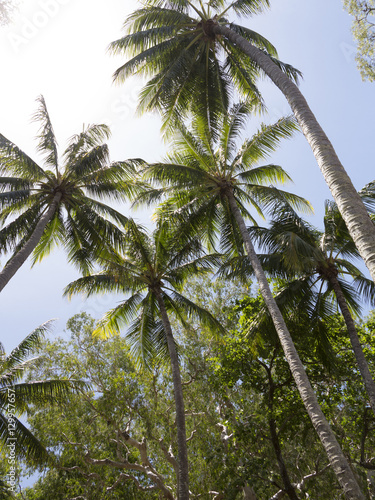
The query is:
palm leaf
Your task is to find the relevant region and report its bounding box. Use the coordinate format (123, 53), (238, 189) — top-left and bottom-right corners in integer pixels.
(63, 124), (111, 165)
(239, 116), (299, 166)
(0, 134), (45, 181)
(0, 411), (52, 465)
(31, 212), (65, 265)
(352, 275), (375, 307)
(32, 95), (59, 172)
(4, 379), (89, 410)
(2, 322), (53, 370)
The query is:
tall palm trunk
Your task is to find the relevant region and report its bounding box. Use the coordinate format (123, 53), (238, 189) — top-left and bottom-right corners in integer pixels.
(154, 287), (189, 500)
(0, 192), (62, 293)
(226, 191), (364, 499)
(213, 23), (375, 284)
(330, 275), (375, 417)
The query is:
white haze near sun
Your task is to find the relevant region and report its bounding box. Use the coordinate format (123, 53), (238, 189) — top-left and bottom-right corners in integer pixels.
(0, 0), (373, 350)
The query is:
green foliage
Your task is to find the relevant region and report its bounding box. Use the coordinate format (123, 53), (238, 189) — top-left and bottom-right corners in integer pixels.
(109, 0), (302, 135)
(19, 313), (162, 499)
(11, 288), (375, 499)
(0, 96), (142, 276)
(343, 0), (375, 81)
(141, 103), (310, 257)
(16, 283), (250, 499)
(0, 320), (86, 496)
(20, 312), (217, 499)
(64, 220), (223, 367)
(210, 295), (375, 498)
(0, 453), (19, 499)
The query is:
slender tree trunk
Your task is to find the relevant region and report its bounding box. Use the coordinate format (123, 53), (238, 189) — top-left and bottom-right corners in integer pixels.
(154, 287), (189, 500)
(226, 191), (364, 500)
(0, 192), (62, 293)
(264, 363), (299, 500)
(268, 415), (299, 500)
(330, 275), (375, 417)
(214, 23), (375, 284)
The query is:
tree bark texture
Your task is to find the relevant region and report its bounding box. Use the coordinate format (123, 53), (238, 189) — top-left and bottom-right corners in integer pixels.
(154, 287), (189, 500)
(226, 191), (365, 500)
(215, 24), (375, 285)
(0, 192), (62, 293)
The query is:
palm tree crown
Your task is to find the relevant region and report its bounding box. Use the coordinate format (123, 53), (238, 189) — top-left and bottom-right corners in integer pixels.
(250, 200), (375, 414)
(64, 219), (222, 364)
(0, 95), (140, 291)
(109, 0), (301, 133)
(252, 200), (375, 316)
(142, 102), (310, 248)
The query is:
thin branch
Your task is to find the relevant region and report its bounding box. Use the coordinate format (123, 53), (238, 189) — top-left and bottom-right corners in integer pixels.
(158, 437), (179, 475)
(106, 472), (159, 493)
(186, 429), (197, 443)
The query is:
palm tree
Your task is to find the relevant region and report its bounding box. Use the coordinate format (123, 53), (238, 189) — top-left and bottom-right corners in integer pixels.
(0, 95), (139, 292)
(0, 321), (86, 465)
(109, 0), (375, 284)
(249, 199), (375, 417)
(64, 219), (223, 500)
(138, 105), (365, 499)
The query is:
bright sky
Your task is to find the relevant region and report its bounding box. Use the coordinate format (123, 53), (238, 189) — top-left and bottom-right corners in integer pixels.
(0, 0), (374, 351)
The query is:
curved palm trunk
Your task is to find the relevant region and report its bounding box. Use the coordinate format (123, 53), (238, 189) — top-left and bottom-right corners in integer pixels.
(214, 23), (375, 284)
(226, 191), (364, 500)
(330, 275), (375, 417)
(0, 192), (62, 293)
(154, 287), (189, 500)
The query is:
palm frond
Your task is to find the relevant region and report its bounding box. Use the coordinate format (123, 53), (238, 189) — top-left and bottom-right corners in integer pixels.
(219, 101), (251, 163)
(239, 116), (299, 166)
(65, 144), (110, 180)
(358, 180), (375, 213)
(227, 21), (276, 55)
(0, 176), (32, 194)
(0, 357), (43, 388)
(0, 134), (45, 181)
(352, 275), (375, 307)
(121, 6), (192, 35)
(32, 95), (59, 171)
(64, 272), (129, 300)
(6, 379), (89, 408)
(63, 124), (111, 164)
(2, 322), (53, 370)
(124, 219), (155, 267)
(0, 412), (50, 465)
(31, 212), (65, 266)
(124, 292), (169, 366)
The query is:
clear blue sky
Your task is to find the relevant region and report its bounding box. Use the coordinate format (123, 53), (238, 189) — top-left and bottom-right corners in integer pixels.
(0, 0), (373, 351)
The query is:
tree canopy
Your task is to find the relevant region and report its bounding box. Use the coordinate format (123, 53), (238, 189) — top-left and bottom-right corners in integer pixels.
(344, 0), (375, 81)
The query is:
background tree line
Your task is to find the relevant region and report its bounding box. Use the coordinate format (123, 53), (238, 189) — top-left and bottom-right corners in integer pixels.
(9, 282), (375, 499)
